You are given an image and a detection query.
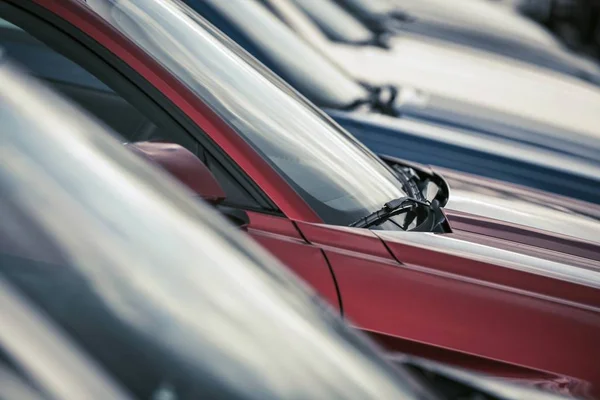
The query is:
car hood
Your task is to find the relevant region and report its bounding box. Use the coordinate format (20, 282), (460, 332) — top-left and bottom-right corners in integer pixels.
(393, 87), (600, 163)
(375, 228), (600, 316)
(328, 40), (600, 143)
(436, 166), (600, 259)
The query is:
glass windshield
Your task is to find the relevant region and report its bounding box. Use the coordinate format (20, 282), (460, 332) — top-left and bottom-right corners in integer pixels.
(85, 0), (408, 226)
(0, 61), (417, 399)
(187, 0), (365, 107)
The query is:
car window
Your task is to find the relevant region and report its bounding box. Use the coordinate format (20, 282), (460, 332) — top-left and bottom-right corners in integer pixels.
(0, 13), (262, 210)
(0, 17), (164, 144)
(86, 0), (408, 226)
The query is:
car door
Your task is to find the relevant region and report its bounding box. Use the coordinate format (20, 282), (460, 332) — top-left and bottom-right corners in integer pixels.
(0, 1), (340, 313)
(293, 220), (600, 391)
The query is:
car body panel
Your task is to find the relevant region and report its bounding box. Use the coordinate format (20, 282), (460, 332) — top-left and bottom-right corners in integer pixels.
(291, 219), (600, 390)
(246, 211), (342, 312)
(439, 167), (600, 250)
(373, 229), (600, 388)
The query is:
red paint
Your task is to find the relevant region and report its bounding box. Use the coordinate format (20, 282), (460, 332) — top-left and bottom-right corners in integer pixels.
(446, 208), (600, 262)
(15, 1), (600, 394)
(294, 221), (395, 261)
(382, 236), (600, 309)
(327, 238), (600, 388)
(128, 142), (226, 204)
(450, 229), (600, 273)
(246, 213), (340, 312)
(247, 212), (303, 240)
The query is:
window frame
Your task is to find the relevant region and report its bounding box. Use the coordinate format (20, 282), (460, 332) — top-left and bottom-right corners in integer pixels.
(0, 1), (281, 214)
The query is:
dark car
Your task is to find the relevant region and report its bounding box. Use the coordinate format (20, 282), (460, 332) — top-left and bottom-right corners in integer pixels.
(2, 0), (600, 395)
(180, 0), (600, 205)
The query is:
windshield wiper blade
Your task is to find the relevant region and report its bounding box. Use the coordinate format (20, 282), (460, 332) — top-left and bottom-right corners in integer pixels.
(350, 196), (430, 229)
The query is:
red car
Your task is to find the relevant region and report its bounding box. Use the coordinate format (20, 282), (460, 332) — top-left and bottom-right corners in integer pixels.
(1, 58), (578, 400)
(3, 0), (599, 396)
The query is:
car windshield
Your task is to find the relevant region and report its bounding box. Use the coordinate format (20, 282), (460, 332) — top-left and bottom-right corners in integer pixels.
(85, 0), (408, 226)
(0, 61), (418, 399)
(187, 0), (366, 107)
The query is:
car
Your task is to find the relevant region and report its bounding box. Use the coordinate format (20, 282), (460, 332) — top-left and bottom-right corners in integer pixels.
(3, 0), (600, 394)
(0, 56), (423, 400)
(0, 55), (580, 400)
(335, 0), (600, 84)
(181, 0), (600, 204)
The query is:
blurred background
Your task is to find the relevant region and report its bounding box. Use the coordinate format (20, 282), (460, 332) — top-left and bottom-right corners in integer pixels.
(497, 0), (600, 59)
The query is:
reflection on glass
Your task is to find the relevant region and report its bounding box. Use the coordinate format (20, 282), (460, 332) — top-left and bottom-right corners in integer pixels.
(86, 0), (408, 226)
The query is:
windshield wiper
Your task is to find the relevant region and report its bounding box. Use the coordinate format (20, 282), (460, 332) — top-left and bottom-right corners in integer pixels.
(351, 194), (447, 231)
(350, 196), (429, 229)
(343, 84), (399, 116)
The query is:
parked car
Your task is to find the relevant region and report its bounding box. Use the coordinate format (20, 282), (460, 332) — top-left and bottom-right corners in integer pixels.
(3, 0), (600, 394)
(0, 57), (426, 400)
(182, 0), (600, 204)
(1, 54), (580, 400)
(334, 0), (600, 83)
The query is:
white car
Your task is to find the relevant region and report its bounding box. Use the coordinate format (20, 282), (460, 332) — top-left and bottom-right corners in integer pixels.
(257, 0), (600, 155)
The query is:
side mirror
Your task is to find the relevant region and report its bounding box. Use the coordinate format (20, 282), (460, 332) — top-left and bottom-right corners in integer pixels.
(217, 205), (250, 231)
(126, 141), (226, 204)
